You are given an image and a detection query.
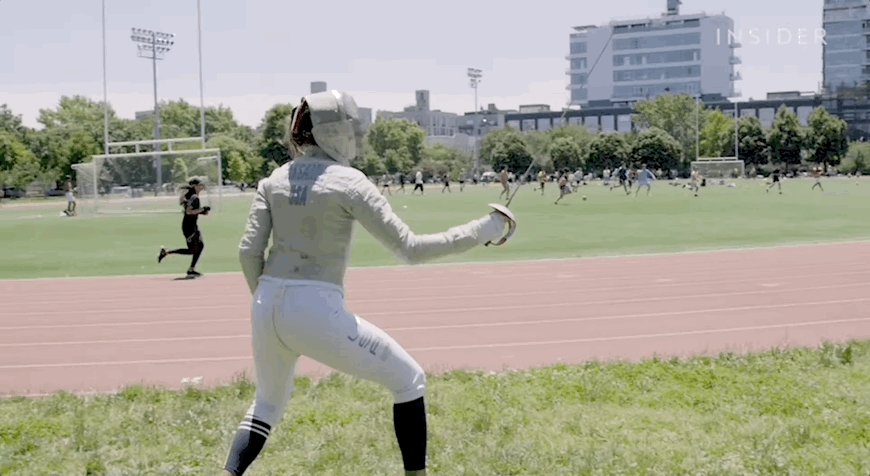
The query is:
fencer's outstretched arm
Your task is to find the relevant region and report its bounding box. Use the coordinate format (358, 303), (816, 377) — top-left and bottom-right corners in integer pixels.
(347, 175), (506, 265)
(239, 180), (272, 294)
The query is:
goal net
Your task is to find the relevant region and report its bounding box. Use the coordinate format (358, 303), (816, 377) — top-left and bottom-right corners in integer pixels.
(74, 138), (223, 215)
(690, 157), (745, 179)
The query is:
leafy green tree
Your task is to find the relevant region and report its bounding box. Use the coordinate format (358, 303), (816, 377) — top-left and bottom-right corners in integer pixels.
(634, 94), (706, 163)
(806, 107), (849, 171)
(258, 104), (295, 166)
(699, 109), (735, 158)
(367, 119), (426, 167)
(0, 132), (41, 188)
(587, 133), (630, 171)
(549, 137), (584, 171)
(629, 127), (681, 170)
(767, 105), (805, 172)
(737, 116), (769, 171)
(489, 133), (533, 172)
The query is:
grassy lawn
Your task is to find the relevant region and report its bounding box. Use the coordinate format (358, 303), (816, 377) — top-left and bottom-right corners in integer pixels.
(1, 178), (869, 280)
(0, 341), (867, 475)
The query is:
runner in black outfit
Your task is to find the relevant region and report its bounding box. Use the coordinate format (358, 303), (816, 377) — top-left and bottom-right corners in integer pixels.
(158, 178), (210, 277)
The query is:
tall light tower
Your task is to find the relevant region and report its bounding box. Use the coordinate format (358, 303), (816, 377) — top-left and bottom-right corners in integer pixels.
(131, 27), (175, 192)
(467, 67), (483, 174)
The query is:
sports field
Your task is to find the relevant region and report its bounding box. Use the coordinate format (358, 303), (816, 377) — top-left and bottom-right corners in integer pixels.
(1, 177), (869, 279)
(1, 177), (869, 475)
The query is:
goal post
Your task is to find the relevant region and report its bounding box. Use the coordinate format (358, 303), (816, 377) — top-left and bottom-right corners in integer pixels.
(75, 137), (223, 215)
(690, 157), (745, 179)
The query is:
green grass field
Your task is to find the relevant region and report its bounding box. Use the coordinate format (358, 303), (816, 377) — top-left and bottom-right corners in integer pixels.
(1, 177), (869, 280)
(1, 342), (868, 475)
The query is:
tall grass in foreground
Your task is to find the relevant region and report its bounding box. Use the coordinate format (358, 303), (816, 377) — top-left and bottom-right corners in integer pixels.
(1, 341), (869, 475)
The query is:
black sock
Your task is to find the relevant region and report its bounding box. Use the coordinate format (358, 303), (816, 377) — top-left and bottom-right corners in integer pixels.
(190, 241), (204, 268)
(168, 248), (192, 255)
(393, 397), (427, 471)
(224, 414), (271, 476)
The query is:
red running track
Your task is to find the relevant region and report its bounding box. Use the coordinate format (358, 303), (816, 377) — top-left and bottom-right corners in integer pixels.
(2, 242), (870, 397)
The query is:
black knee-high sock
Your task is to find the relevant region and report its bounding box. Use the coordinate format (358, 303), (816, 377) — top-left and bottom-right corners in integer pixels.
(168, 248), (193, 255)
(224, 414), (271, 476)
(190, 241), (204, 268)
(393, 397), (427, 471)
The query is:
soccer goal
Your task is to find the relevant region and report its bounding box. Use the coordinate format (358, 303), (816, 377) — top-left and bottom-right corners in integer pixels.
(690, 157), (745, 179)
(74, 137), (223, 215)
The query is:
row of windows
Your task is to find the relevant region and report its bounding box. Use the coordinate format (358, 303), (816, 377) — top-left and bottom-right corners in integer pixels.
(612, 81), (700, 99)
(614, 65), (701, 82)
(570, 58), (588, 69)
(612, 32), (701, 51)
(612, 49), (700, 67)
(570, 42), (588, 54)
(506, 106), (818, 133)
(823, 5), (867, 23)
(611, 18), (700, 35)
(825, 34), (868, 49)
(825, 50), (862, 66)
(570, 88), (588, 102)
(823, 20), (865, 36)
(570, 73), (588, 85)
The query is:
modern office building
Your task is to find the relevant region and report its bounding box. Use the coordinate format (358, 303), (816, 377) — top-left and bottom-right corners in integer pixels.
(822, 0), (870, 93)
(567, 0), (740, 106)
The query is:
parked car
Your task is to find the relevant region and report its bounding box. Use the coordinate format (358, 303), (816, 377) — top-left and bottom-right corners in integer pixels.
(1, 187), (26, 199)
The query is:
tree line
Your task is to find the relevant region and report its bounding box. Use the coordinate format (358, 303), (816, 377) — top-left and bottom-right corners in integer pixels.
(0, 93), (857, 192)
(480, 95), (854, 178)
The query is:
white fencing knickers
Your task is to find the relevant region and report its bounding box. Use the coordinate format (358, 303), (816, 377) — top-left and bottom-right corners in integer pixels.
(245, 275), (427, 427)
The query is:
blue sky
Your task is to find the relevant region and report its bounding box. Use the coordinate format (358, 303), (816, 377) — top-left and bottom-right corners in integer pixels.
(1, 0), (825, 128)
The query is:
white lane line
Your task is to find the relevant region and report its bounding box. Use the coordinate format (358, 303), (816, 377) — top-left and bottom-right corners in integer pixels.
(2, 282), (869, 332)
(2, 316), (867, 370)
(2, 297), (868, 349)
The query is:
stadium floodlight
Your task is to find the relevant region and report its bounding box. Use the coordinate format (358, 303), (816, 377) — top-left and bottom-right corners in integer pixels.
(467, 67), (483, 174)
(130, 27), (175, 193)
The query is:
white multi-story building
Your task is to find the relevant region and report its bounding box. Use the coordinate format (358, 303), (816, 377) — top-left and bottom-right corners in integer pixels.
(822, 0), (870, 93)
(567, 0), (740, 106)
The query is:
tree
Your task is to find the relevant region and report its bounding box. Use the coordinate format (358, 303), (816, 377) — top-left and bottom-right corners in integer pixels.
(587, 133), (630, 171)
(549, 137), (583, 171)
(258, 103), (295, 166)
(226, 150), (252, 186)
(767, 105), (805, 172)
(489, 134), (533, 172)
(634, 94), (706, 164)
(522, 131), (552, 171)
(737, 116), (769, 171)
(0, 104), (27, 141)
(546, 125), (595, 165)
(206, 135), (260, 184)
(629, 127), (681, 171)
(0, 132), (41, 188)
(421, 144), (472, 178)
(480, 128), (534, 172)
(806, 107), (849, 171)
(699, 109), (735, 158)
(366, 119), (426, 167)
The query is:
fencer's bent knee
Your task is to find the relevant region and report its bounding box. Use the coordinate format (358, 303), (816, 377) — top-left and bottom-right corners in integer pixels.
(393, 365), (426, 404)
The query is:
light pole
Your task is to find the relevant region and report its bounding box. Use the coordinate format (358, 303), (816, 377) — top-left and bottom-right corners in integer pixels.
(196, 0), (206, 147)
(101, 0), (109, 157)
(695, 93), (701, 160)
(131, 27), (175, 193)
(467, 67), (483, 175)
(734, 101), (740, 163)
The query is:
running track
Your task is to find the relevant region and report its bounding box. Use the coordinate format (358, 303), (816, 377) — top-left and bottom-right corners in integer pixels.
(2, 242), (870, 398)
